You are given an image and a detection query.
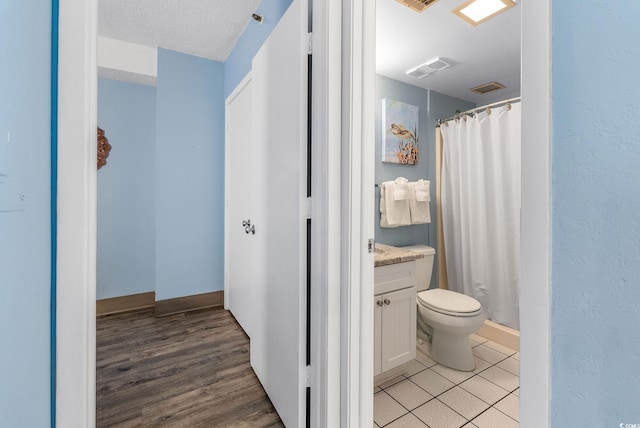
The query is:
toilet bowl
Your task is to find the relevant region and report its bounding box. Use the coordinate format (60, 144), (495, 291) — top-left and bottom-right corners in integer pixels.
(400, 245), (485, 372)
(417, 288), (484, 371)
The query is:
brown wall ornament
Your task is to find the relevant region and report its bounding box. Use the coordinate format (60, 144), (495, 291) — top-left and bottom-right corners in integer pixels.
(97, 127), (112, 169)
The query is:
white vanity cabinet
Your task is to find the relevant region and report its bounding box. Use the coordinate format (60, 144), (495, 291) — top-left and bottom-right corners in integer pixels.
(374, 261), (417, 375)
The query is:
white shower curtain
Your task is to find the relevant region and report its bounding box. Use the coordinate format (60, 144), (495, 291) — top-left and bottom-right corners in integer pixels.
(440, 103), (521, 329)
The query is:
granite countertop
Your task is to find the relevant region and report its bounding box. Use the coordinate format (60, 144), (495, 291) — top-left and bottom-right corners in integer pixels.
(374, 243), (424, 267)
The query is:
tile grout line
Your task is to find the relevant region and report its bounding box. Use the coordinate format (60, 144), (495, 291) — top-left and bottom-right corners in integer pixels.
(376, 363), (446, 427)
(474, 361), (520, 395)
(467, 396), (519, 427)
(432, 396), (480, 426)
(399, 372), (481, 426)
(376, 341), (519, 428)
(376, 389), (412, 428)
(382, 353), (514, 406)
(490, 393), (520, 423)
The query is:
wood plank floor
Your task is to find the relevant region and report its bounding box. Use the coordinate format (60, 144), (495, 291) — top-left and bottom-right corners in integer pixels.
(96, 308), (284, 427)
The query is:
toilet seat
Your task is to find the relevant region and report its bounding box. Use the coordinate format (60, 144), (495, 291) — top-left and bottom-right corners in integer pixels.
(418, 289), (482, 317)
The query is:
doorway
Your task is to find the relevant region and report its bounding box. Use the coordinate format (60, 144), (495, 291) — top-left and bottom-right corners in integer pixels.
(56, 0), (342, 426)
(55, 0), (549, 426)
(342, 0), (551, 426)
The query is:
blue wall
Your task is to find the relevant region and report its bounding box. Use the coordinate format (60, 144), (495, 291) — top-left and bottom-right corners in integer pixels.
(96, 0), (294, 301)
(155, 49), (225, 300)
(551, 2), (640, 426)
(375, 75), (474, 288)
(0, 0), (51, 426)
(97, 79), (157, 299)
(224, 0), (293, 98)
(5, 0), (640, 424)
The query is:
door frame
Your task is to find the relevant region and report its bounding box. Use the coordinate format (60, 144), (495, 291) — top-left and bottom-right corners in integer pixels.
(309, 1), (344, 426)
(56, 0), (344, 426)
(339, 0), (376, 426)
(56, 0), (98, 426)
(519, 1), (552, 426)
(224, 71), (252, 313)
(56, 0), (550, 425)
(341, 0), (552, 427)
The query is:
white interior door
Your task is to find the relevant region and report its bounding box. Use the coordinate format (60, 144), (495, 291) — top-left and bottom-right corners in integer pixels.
(250, 0), (308, 426)
(225, 76), (256, 338)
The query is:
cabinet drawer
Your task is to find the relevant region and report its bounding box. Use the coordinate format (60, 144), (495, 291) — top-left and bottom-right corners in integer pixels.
(374, 261), (417, 295)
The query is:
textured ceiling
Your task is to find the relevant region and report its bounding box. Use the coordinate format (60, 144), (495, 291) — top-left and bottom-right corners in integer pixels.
(377, 0), (521, 104)
(98, 0), (261, 61)
(99, 0), (520, 104)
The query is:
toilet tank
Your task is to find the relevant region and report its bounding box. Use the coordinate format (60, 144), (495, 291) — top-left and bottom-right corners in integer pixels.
(400, 245), (435, 292)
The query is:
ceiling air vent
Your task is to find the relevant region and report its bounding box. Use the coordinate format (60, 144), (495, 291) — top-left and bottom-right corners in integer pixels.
(395, 0), (439, 13)
(471, 81), (506, 94)
(424, 57), (450, 71)
(406, 57), (450, 78)
(407, 65), (433, 78)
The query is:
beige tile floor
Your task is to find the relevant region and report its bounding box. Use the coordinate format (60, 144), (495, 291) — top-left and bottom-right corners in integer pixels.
(374, 334), (519, 428)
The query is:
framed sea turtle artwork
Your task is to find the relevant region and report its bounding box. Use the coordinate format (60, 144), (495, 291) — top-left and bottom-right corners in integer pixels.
(381, 99), (419, 164)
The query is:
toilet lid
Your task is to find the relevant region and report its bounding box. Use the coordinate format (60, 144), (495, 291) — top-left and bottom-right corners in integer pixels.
(418, 289), (482, 316)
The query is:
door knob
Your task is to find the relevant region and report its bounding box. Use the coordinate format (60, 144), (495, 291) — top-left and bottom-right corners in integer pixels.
(376, 300), (383, 307)
(383, 299), (390, 305)
(242, 219), (255, 234)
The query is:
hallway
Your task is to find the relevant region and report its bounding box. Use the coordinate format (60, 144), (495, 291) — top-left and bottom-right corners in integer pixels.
(96, 307), (283, 427)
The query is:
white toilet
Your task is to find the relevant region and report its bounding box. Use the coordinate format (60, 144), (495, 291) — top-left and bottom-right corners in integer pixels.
(401, 245), (485, 372)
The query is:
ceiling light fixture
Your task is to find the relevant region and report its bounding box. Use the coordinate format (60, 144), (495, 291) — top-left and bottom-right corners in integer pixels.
(452, 0), (516, 26)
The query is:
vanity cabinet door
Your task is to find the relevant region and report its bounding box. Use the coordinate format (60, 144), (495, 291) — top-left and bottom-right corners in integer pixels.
(380, 287), (417, 373)
(373, 286), (417, 375)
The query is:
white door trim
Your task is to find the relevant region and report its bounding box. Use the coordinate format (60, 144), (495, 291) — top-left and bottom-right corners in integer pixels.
(520, 1), (552, 426)
(310, 0), (343, 426)
(345, 1), (552, 427)
(341, 0), (376, 426)
(56, 0), (98, 426)
(223, 72), (252, 312)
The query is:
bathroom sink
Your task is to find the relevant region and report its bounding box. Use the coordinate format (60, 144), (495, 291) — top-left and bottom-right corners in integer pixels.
(374, 243), (423, 267)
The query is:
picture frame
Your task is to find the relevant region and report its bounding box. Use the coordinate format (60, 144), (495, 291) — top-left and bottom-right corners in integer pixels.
(381, 98), (419, 164)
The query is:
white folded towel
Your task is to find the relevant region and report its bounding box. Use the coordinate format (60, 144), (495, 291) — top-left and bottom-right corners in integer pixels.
(409, 179), (431, 224)
(380, 179), (412, 228)
(414, 179), (430, 202)
(393, 177), (411, 200)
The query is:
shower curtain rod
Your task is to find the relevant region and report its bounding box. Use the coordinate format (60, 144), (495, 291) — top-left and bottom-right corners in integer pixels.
(437, 96), (521, 126)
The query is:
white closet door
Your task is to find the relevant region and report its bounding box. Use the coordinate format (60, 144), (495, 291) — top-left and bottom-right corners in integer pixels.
(225, 76), (256, 338)
(250, 0), (308, 426)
